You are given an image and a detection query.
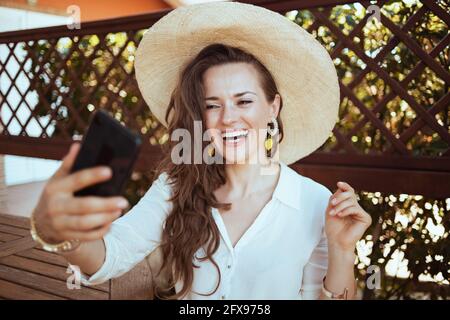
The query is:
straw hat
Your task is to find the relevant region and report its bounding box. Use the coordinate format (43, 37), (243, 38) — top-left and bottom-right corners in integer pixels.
(134, 1), (340, 165)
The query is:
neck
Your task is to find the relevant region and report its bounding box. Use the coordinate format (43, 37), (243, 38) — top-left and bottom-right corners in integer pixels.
(223, 158), (280, 199)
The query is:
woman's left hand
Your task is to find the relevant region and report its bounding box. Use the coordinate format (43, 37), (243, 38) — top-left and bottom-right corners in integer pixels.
(325, 181), (372, 252)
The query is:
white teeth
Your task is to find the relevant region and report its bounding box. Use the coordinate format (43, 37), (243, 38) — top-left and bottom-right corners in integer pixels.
(221, 130), (249, 139)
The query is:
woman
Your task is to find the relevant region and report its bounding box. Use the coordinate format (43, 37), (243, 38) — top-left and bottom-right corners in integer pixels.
(31, 2), (372, 300)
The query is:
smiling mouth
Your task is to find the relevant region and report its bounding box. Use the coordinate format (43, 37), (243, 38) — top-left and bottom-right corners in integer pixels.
(220, 130), (249, 148)
(221, 129), (249, 141)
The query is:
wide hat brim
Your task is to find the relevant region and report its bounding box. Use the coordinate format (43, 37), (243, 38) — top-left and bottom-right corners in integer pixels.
(135, 1), (340, 165)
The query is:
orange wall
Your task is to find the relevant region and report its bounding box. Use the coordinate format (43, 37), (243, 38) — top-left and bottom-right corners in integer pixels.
(0, 0), (171, 21)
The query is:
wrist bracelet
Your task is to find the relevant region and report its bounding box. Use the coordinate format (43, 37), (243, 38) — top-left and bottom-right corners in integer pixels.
(321, 276), (349, 300)
(30, 212), (80, 253)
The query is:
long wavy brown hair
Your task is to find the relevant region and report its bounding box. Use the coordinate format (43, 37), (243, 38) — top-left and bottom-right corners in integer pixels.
(150, 43), (284, 299)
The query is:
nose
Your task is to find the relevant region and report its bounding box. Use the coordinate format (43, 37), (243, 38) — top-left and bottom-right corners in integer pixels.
(221, 102), (239, 125)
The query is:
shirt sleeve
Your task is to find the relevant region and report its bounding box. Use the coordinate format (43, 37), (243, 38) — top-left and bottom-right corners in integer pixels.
(299, 186), (331, 299)
(77, 172), (173, 286)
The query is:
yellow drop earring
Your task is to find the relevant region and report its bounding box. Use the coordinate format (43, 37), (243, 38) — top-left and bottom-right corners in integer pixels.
(265, 117), (279, 153)
(207, 136), (216, 157)
(264, 136), (273, 151)
(208, 145), (215, 157)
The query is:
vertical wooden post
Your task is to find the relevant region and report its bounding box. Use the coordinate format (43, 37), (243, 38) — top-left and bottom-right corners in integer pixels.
(0, 155), (7, 214)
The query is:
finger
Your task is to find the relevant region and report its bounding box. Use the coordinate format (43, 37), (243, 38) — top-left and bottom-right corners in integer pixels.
(336, 181), (354, 193)
(51, 196), (129, 216)
(339, 207), (372, 224)
(329, 187), (344, 204)
(330, 191), (353, 206)
(53, 143), (81, 179)
(55, 211), (121, 232)
(329, 198), (354, 216)
(52, 166), (112, 193)
(334, 205), (358, 217)
(60, 223), (112, 242)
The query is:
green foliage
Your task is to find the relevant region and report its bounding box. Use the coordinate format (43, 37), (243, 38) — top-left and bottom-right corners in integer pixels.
(356, 192), (448, 299)
(291, 0), (449, 299)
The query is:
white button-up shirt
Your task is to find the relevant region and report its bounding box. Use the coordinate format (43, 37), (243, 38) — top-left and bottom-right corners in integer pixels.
(80, 161), (332, 299)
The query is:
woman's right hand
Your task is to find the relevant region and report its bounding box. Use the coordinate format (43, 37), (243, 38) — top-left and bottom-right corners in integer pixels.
(32, 143), (129, 244)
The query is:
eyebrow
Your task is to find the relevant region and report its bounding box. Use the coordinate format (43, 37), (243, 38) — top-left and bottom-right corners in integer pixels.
(205, 91), (257, 100)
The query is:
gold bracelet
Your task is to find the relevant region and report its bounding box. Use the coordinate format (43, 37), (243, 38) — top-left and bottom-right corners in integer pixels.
(321, 276), (349, 300)
(30, 212), (80, 253)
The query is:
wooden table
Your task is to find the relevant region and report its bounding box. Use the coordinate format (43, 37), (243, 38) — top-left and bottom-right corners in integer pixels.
(0, 213), (155, 300)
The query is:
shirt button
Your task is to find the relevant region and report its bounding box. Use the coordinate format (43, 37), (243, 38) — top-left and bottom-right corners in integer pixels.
(221, 295), (226, 299)
(227, 264), (231, 269)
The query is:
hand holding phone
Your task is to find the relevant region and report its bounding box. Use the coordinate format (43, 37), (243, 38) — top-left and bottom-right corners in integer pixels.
(70, 110), (142, 197)
(31, 110), (142, 243)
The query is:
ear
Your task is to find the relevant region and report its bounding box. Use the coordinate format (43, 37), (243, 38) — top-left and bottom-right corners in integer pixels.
(269, 93), (281, 119)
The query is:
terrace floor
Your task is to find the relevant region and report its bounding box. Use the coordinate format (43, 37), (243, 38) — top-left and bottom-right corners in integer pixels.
(0, 181), (155, 300)
(0, 212), (111, 299)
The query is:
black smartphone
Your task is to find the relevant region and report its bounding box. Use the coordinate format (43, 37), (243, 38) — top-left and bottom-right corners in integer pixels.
(70, 109), (142, 197)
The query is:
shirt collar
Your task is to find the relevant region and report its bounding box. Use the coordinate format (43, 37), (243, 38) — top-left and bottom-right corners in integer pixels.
(272, 161), (301, 210)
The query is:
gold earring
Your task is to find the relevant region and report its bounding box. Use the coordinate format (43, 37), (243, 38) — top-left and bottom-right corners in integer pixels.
(208, 145), (215, 157)
(264, 136), (273, 151)
(265, 117), (278, 153)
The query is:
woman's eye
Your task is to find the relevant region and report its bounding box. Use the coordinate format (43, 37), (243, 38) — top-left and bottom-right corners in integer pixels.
(239, 100), (252, 105)
(206, 105), (220, 109)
